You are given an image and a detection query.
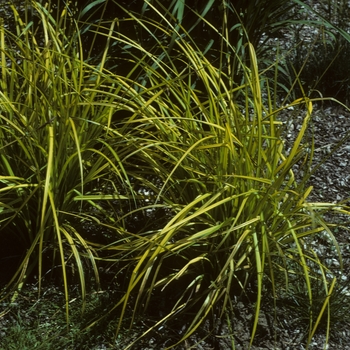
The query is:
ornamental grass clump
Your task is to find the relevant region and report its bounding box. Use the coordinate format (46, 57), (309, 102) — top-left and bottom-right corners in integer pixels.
(80, 2), (350, 348)
(0, 0), (137, 320)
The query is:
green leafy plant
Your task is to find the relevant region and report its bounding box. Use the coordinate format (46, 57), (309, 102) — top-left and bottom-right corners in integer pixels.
(78, 2), (350, 348)
(0, 0), (136, 321)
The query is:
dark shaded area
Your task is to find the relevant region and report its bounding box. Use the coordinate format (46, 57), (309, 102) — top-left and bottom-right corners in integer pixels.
(292, 39), (350, 103)
(0, 231), (26, 287)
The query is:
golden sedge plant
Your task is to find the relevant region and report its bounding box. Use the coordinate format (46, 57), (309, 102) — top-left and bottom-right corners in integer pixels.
(73, 2), (350, 348)
(0, 0), (137, 322)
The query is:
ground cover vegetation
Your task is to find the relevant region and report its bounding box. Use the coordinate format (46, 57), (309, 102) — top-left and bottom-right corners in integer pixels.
(1, 0), (350, 348)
